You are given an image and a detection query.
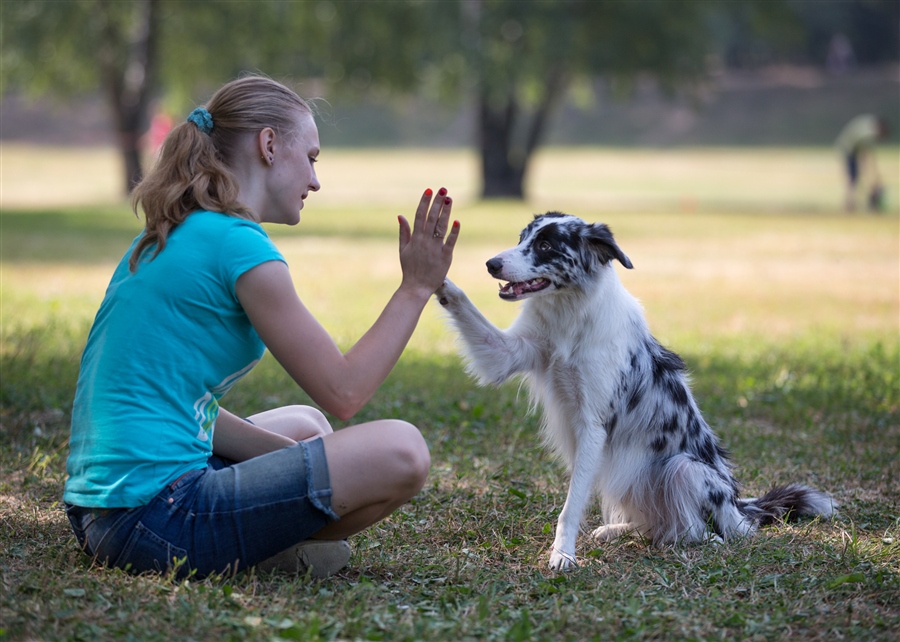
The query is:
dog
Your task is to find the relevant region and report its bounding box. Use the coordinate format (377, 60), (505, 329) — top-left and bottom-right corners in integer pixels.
(435, 212), (836, 570)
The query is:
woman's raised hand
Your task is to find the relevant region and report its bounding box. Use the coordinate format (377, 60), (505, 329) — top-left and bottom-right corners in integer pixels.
(397, 188), (460, 297)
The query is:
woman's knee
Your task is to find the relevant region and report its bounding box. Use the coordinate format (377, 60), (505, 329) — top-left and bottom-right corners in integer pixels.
(293, 405), (333, 439)
(320, 419), (429, 517)
(383, 420), (430, 492)
(247, 404), (333, 442)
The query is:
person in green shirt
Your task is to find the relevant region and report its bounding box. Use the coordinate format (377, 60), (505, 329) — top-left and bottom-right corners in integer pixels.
(835, 114), (889, 212)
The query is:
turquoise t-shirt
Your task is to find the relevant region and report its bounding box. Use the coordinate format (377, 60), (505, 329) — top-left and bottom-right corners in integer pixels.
(64, 210), (285, 508)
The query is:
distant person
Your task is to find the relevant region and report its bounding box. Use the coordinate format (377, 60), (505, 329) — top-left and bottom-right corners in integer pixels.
(835, 114), (889, 212)
(143, 110), (173, 156)
(826, 33), (855, 75)
(63, 75), (460, 579)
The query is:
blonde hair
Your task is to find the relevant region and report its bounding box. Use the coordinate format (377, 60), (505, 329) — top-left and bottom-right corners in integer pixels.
(129, 76), (311, 271)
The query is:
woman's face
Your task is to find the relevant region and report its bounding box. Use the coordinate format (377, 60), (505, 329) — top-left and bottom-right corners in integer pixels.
(263, 111), (321, 225)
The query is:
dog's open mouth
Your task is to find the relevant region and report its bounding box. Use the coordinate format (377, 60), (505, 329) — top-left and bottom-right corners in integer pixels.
(498, 278), (551, 300)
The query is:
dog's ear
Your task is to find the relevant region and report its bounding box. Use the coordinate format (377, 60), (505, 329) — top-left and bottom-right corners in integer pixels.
(587, 223), (633, 269)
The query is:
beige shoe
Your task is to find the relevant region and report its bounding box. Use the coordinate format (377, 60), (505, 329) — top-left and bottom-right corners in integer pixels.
(257, 539), (351, 579)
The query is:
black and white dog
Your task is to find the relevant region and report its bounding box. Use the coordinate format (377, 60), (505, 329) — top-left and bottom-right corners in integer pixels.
(436, 213), (835, 570)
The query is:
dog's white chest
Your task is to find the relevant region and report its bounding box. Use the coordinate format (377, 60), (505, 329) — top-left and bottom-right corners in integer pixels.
(536, 338), (620, 424)
(545, 357), (587, 408)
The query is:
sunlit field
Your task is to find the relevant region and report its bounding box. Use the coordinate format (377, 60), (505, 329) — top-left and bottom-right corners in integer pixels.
(2, 144), (898, 353)
(1, 145), (898, 640)
(3, 142), (894, 212)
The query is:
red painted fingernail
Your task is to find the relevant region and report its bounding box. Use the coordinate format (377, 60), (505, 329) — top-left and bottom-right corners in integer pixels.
(398, 215), (403, 224)
(453, 220), (460, 228)
(424, 188), (433, 197)
(445, 197), (452, 204)
(438, 187), (447, 196)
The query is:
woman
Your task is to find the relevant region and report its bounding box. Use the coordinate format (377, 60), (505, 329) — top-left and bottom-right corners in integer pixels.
(63, 76), (460, 579)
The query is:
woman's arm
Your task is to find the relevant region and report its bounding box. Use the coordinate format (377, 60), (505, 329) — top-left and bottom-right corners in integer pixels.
(213, 406), (333, 461)
(212, 408), (297, 461)
(235, 190), (459, 421)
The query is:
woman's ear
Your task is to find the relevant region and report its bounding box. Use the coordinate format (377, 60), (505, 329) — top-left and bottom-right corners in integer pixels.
(258, 127), (276, 165)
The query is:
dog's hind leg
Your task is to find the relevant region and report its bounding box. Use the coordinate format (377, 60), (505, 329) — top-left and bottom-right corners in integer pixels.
(591, 523), (637, 542)
(549, 427), (606, 571)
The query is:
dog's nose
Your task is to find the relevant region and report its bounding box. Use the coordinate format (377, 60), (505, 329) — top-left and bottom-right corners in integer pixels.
(486, 257), (503, 276)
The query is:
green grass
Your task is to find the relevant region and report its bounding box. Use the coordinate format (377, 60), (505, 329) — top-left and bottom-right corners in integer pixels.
(1, 146), (899, 640)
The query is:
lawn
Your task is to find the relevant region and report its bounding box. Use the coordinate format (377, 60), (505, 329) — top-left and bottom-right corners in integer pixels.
(1, 145), (898, 640)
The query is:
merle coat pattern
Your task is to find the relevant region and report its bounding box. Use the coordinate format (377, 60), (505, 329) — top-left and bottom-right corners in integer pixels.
(435, 213), (835, 570)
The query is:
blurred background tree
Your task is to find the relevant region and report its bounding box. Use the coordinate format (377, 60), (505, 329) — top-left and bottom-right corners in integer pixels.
(423, 0), (790, 198)
(2, 0), (897, 199)
(1, 0), (161, 192)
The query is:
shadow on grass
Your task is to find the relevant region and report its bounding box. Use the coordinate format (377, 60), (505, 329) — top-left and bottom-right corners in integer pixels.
(3, 324), (896, 505)
(10, 203), (894, 268)
(0, 206), (408, 265)
(2, 328), (898, 640)
(0, 207), (144, 263)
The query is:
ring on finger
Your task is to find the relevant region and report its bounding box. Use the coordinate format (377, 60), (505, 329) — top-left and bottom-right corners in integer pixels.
(433, 230), (443, 238)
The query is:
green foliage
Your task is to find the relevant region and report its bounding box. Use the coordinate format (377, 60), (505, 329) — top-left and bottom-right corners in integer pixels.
(7, 0), (896, 196)
(13, 0), (888, 106)
(0, 0), (431, 108)
(0, 1), (102, 95)
(0, 0), (166, 98)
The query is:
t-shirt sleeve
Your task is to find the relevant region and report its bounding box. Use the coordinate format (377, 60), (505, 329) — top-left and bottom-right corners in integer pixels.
(220, 220), (286, 295)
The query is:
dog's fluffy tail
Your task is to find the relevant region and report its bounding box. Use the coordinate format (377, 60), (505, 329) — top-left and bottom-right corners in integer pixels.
(738, 483), (837, 527)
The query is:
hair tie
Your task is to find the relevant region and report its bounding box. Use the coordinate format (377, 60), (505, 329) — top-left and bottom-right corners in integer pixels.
(187, 107), (214, 134)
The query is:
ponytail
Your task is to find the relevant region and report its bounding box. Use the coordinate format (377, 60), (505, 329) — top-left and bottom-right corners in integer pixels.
(129, 75), (311, 271)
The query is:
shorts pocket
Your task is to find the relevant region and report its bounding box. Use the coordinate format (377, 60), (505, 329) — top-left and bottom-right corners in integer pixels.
(113, 521), (189, 575)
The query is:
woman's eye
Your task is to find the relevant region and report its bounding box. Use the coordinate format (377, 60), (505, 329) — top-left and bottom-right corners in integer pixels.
(538, 240), (552, 252)
(309, 157), (318, 164)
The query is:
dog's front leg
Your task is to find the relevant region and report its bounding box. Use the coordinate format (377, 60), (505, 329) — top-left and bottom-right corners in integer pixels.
(549, 428), (605, 571)
(436, 279), (539, 385)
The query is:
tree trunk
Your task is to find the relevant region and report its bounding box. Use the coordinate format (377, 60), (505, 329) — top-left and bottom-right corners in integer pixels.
(478, 69), (569, 200)
(121, 134), (144, 193)
(98, 0), (160, 194)
(479, 93), (526, 199)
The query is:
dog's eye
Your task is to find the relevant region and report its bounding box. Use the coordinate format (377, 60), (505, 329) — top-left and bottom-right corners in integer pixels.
(537, 240), (553, 252)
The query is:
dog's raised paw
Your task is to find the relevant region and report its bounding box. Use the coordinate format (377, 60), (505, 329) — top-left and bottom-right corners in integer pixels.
(435, 278), (462, 306)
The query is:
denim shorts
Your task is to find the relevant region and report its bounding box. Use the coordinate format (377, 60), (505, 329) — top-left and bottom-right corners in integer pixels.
(65, 437), (338, 579)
